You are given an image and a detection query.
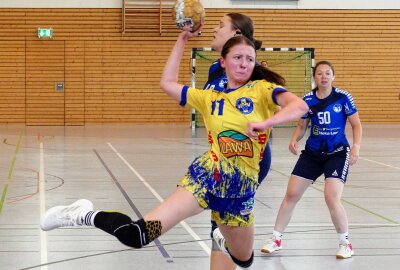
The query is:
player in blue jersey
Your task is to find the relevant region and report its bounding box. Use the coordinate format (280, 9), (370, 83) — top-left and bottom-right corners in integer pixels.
(260, 60), (362, 259)
(204, 13), (275, 270)
(40, 24), (309, 269)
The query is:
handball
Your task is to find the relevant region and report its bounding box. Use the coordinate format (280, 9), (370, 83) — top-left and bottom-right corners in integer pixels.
(173, 0), (205, 32)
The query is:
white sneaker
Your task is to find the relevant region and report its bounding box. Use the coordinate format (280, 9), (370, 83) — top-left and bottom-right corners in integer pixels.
(336, 241), (354, 259)
(212, 228), (229, 256)
(261, 236), (282, 254)
(41, 199), (94, 231)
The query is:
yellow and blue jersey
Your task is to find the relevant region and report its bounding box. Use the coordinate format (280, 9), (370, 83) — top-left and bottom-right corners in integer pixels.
(204, 59), (272, 183)
(180, 80), (286, 198)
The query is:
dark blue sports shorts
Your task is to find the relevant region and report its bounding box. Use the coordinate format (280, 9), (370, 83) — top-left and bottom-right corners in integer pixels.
(292, 147), (350, 183)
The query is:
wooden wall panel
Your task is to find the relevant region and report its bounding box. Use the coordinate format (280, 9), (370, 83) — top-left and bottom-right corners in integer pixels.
(83, 41), (190, 123)
(0, 8), (398, 124)
(25, 40), (65, 125)
(0, 41), (25, 123)
(65, 41), (85, 125)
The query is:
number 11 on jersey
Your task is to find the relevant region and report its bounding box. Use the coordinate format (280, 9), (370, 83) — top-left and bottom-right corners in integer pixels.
(211, 99), (225, 115)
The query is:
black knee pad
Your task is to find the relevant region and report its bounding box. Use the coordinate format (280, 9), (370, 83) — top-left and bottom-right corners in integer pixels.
(229, 251), (254, 269)
(114, 218), (162, 249)
(94, 212), (161, 249)
(113, 216), (146, 248)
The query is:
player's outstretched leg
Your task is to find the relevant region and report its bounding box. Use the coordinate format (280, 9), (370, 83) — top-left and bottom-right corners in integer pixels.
(41, 199), (162, 249)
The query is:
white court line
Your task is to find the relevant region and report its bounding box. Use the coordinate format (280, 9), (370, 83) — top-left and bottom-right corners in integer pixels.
(360, 157), (400, 170)
(192, 223), (400, 228)
(107, 143), (211, 255)
(39, 142), (48, 270)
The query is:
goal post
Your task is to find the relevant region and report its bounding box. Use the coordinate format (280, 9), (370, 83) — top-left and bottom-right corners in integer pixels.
(190, 47), (315, 129)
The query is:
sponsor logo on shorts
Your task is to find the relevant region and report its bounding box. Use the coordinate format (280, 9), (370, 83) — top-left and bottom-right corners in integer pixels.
(240, 197), (254, 216)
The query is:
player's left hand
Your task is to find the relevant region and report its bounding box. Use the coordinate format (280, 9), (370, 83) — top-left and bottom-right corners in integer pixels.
(349, 144), (360, 165)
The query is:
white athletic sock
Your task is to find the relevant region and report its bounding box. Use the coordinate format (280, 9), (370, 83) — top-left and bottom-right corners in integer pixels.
(83, 210), (99, 226)
(338, 232), (349, 244)
(273, 230), (283, 240)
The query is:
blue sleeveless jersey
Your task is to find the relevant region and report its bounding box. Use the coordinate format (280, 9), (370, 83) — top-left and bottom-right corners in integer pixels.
(302, 87), (357, 155)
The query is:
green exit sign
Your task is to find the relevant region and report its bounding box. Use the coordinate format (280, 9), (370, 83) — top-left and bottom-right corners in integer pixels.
(37, 28), (53, 39)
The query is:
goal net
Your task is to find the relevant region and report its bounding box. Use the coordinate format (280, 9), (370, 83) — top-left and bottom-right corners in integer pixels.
(190, 47), (314, 128)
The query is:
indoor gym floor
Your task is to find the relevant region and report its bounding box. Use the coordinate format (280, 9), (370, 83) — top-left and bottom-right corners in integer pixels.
(0, 124), (399, 270)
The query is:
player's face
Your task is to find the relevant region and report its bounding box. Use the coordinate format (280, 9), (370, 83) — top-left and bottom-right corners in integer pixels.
(314, 64), (335, 90)
(211, 16), (237, 52)
(221, 44), (256, 87)
(261, 61), (268, 68)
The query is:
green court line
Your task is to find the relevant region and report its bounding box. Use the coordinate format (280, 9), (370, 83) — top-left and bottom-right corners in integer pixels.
(270, 168), (399, 225)
(0, 132), (23, 214)
(0, 184), (9, 213)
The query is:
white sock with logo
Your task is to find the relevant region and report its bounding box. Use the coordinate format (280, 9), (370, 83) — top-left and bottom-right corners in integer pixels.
(338, 232), (349, 244)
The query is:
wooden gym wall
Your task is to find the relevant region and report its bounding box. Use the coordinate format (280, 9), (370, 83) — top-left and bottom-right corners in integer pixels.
(0, 8), (399, 125)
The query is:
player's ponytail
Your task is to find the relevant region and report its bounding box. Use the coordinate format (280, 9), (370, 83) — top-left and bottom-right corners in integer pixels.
(251, 65), (286, 86)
